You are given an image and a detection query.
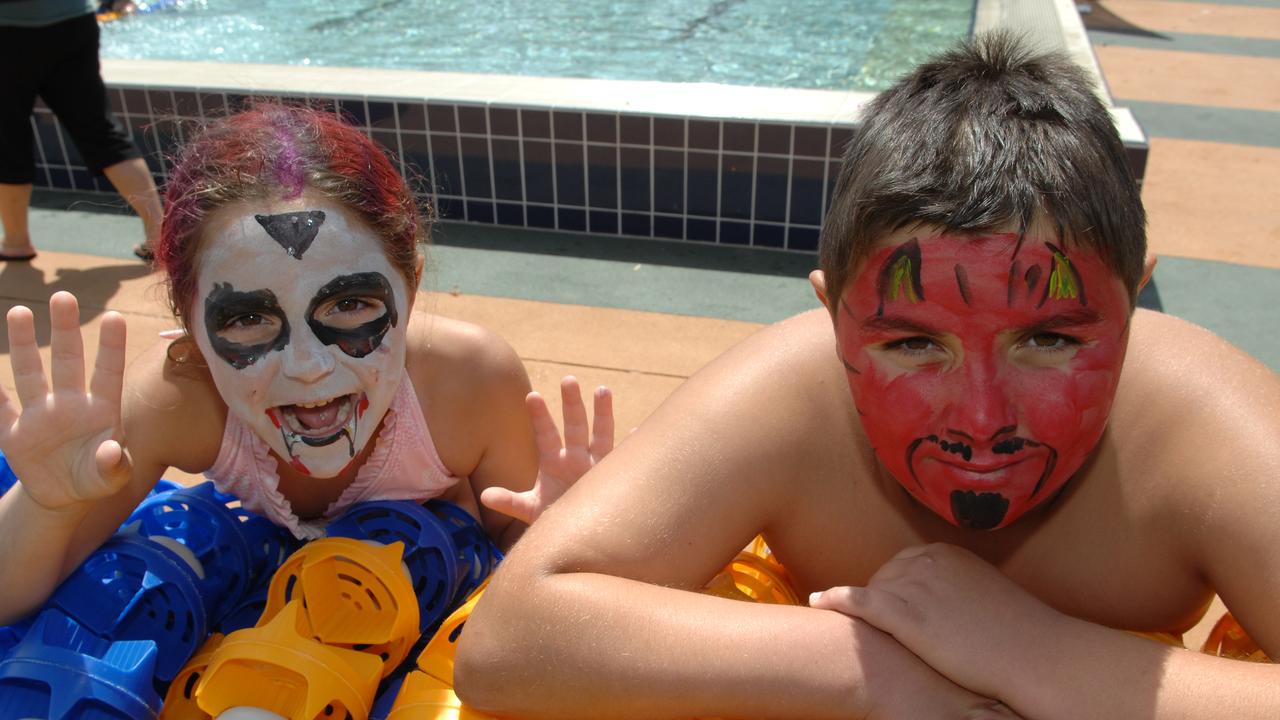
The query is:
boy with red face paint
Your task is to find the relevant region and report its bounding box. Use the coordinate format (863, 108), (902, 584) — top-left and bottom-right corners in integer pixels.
(456, 33), (1280, 719)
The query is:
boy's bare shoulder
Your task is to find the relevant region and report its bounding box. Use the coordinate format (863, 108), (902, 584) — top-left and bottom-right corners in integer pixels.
(718, 308), (844, 379)
(1117, 309), (1280, 532)
(1122, 309), (1278, 414)
(121, 337), (225, 473)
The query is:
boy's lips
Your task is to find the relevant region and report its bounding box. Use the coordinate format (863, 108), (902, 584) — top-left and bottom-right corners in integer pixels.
(928, 455), (1034, 486)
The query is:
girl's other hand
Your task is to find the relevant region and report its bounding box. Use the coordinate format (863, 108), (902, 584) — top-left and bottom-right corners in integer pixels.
(480, 375), (613, 524)
(0, 292), (132, 512)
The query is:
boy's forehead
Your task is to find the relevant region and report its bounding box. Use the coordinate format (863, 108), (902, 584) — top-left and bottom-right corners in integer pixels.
(845, 228), (1128, 320)
(853, 229), (1109, 281)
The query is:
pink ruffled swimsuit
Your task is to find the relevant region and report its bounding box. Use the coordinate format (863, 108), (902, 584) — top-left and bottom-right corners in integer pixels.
(204, 370), (461, 539)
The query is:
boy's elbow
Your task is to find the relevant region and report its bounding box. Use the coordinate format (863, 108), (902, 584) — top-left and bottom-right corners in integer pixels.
(453, 635), (496, 707)
(454, 621), (528, 714)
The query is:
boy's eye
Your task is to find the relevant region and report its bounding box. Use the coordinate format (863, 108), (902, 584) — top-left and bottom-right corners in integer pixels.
(1024, 332), (1081, 351)
(884, 336), (943, 355)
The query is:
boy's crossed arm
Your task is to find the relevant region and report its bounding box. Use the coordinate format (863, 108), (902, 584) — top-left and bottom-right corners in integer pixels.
(815, 541), (1280, 719)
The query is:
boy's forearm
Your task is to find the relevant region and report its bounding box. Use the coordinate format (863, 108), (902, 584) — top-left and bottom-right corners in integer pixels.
(456, 570), (939, 720)
(0, 484), (91, 624)
(1005, 616), (1280, 720)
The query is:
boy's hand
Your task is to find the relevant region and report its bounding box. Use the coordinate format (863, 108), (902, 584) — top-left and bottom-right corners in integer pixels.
(0, 293), (131, 512)
(481, 376), (613, 524)
(811, 543), (1064, 706)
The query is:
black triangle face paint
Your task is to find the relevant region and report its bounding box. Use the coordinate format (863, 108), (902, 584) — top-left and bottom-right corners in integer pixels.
(255, 211), (326, 259)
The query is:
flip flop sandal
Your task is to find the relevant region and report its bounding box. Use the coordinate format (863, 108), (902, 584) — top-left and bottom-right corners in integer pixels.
(0, 250), (36, 261)
(133, 243), (155, 262)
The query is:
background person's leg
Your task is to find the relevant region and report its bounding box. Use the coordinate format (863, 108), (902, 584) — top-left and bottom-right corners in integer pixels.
(102, 157), (162, 255)
(0, 24), (41, 260)
(40, 14), (161, 260)
(0, 183), (36, 259)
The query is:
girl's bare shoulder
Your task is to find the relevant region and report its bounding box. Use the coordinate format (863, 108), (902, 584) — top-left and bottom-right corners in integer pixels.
(401, 311), (532, 472)
(403, 311), (528, 401)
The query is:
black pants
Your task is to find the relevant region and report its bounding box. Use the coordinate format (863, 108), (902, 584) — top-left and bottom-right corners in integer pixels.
(0, 13), (140, 183)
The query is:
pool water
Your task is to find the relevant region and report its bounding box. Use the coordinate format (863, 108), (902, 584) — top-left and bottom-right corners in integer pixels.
(100, 0), (974, 92)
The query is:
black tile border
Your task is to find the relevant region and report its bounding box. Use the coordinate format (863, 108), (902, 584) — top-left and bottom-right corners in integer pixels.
(31, 83), (1150, 254)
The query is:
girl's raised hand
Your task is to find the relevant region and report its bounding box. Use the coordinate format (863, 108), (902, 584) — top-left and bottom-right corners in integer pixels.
(480, 376), (614, 525)
(0, 292), (132, 512)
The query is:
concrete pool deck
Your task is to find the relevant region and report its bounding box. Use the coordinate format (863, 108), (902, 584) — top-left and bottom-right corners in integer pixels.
(1, 1), (1276, 642)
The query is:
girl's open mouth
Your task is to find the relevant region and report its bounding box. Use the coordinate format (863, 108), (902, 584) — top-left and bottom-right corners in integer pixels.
(268, 392), (366, 450)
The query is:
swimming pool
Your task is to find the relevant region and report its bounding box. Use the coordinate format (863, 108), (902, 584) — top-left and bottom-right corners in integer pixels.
(34, 0), (1142, 255)
(100, 0), (974, 92)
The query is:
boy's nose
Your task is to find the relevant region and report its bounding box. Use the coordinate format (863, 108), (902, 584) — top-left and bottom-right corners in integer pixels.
(943, 359), (1017, 443)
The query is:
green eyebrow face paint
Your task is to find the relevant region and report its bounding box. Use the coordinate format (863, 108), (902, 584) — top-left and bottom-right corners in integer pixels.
(876, 237), (925, 316)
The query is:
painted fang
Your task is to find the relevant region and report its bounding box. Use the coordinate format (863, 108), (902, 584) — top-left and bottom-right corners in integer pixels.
(267, 391), (366, 459)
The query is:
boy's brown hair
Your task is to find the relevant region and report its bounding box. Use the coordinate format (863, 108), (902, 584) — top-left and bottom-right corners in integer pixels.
(819, 32), (1147, 311)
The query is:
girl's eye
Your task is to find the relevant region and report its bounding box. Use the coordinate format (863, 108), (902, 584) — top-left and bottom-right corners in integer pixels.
(316, 296), (386, 328)
(216, 313), (280, 345)
(334, 298), (367, 313)
(228, 313), (265, 328)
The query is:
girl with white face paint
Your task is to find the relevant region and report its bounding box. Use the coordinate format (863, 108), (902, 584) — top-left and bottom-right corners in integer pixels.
(0, 104), (613, 624)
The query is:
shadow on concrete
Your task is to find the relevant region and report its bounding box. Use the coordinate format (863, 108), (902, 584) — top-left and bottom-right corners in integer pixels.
(0, 262), (153, 353)
(1078, 2), (1169, 40)
(432, 222), (816, 279)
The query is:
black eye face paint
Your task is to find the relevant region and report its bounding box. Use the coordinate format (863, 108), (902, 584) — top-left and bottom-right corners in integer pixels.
(255, 211), (326, 259)
(305, 272), (399, 358)
(203, 282), (290, 369)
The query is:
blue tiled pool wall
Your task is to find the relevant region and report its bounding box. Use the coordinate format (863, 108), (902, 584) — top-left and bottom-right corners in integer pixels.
(30, 86), (854, 253)
(29, 86), (1149, 253)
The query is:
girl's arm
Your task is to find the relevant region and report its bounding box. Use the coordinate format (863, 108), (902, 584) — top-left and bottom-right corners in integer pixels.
(0, 293), (220, 624)
(0, 294), (150, 622)
(410, 315), (612, 549)
(479, 375), (613, 527)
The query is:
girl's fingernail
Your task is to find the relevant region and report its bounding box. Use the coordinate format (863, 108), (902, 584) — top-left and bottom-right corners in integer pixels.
(809, 592), (822, 605)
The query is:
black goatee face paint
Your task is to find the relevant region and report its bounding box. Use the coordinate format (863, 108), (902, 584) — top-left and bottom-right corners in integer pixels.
(203, 282), (290, 369)
(950, 489), (1010, 530)
(305, 272), (399, 358)
(255, 211), (326, 259)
